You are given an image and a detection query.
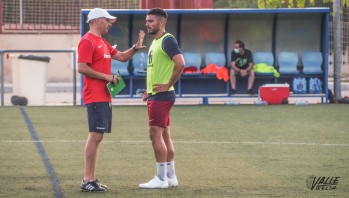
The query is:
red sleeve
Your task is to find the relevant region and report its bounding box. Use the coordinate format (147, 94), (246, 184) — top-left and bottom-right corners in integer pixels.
(78, 39), (93, 64)
(110, 45), (118, 56)
(104, 39), (118, 56)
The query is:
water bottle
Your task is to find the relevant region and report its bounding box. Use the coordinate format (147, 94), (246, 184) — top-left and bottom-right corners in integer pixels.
(302, 78), (307, 93)
(255, 99), (268, 105)
(316, 78), (322, 93)
(225, 101), (240, 106)
(313, 79), (318, 93)
(309, 78), (316, 94)
(136, 88), (146, 96)
(295, 101), (309, 105)
(297, 80), (303, 93)
(309, 78), (313, 93)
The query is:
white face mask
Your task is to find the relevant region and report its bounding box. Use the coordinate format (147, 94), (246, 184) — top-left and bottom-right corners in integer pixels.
(234, 48), (239, 54)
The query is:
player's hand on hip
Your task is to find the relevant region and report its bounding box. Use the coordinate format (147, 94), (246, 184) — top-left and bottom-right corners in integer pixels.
(142, 92), (149, 102)
(153, 84), (169, 93)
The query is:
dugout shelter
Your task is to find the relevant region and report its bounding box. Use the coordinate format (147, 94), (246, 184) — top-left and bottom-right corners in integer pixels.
(80, 8), (330, 104)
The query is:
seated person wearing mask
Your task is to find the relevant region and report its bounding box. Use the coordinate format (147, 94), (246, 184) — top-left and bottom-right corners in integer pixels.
(230, 40), (255, 95)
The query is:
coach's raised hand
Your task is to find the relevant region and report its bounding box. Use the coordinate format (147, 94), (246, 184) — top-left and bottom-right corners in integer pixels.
(133, 30), (146, 51)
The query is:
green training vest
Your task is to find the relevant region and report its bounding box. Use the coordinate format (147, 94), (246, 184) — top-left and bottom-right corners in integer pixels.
(146, 33), (175, 95)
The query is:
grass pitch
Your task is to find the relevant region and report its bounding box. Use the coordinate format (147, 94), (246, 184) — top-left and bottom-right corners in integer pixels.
(0, 104), (348, 197)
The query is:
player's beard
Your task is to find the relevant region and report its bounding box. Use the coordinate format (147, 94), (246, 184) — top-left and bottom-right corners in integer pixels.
(148, 25), (160, 35)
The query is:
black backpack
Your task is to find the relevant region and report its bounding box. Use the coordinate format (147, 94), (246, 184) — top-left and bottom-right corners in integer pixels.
(327, 89), (335, 103)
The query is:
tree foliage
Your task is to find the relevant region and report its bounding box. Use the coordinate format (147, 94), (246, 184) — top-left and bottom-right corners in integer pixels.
(212, 0), (348, 9)
(257, 0), (348, 8)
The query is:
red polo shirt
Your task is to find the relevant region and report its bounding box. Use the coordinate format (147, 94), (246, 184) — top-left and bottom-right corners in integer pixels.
(78, 33), (118, 104)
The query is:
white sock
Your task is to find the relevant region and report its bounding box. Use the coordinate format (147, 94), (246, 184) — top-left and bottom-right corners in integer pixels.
(156, 162), (166, 181)
(166, 161), (176, 179)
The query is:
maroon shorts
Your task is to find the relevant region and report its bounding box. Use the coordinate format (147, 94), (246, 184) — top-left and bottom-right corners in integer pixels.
(147, 100), (175, 128)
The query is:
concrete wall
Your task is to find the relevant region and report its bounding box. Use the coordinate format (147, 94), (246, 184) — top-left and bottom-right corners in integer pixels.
(0, 34), (81, 83)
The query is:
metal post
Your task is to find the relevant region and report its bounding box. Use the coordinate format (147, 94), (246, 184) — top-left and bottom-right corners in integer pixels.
(0, 51), (4, 106)
(73, 50), (77, 106)
(333, 0), (341, 101)
(0, 0), (3, 33)
(202, 97), (208, 105)
(19, 0), (23, 25)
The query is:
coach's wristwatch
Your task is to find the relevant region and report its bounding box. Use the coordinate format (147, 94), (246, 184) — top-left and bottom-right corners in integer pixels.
(132, 44), (139, 51)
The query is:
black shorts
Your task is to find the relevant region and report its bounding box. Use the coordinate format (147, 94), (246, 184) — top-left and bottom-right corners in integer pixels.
(86, 102), (112, 133)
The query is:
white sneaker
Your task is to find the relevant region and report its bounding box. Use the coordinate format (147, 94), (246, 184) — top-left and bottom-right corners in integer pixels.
(139, 176), (169, 189)
(167, 176), (178, 187)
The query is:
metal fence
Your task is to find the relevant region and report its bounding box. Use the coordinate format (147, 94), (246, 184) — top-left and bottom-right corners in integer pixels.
(0, 0), (138, 33)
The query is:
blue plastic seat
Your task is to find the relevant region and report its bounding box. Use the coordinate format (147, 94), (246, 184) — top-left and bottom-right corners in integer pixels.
(302, 51), (323, 74)
(253, 51), (274, 66)
(205, 52), (226, 66)
(183, 52), (202, 76)
(253, 51), (274, 76)
(132, 52), (147, 76)
(111, 60), (129, 76)
(277, 51), (299, 75)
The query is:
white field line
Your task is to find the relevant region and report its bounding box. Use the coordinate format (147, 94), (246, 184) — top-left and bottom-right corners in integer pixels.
(0, 140), (348, 147)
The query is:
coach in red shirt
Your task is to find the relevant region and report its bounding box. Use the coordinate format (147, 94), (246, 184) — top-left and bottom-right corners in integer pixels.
(77, 8), (145, 192)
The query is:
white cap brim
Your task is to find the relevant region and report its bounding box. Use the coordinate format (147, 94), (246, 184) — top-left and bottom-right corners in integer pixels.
(86, 8), (117, 23)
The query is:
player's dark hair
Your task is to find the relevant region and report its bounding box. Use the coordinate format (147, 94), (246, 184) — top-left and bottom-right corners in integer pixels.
(235, 40), (245, 49)
(147, 8), (168, 20)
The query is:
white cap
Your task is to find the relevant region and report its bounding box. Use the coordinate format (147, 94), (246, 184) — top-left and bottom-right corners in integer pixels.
(86, 8), (117, 23)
